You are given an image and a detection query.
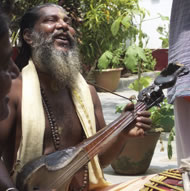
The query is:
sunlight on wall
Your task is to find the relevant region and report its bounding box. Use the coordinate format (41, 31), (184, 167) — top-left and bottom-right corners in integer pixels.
(139, 0), (173, 49)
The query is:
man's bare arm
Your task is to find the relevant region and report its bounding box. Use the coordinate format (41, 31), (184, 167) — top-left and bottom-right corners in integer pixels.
(88, 85), (151, 168)
(0, 78), (21, 190)
(0, 160), (18, 190)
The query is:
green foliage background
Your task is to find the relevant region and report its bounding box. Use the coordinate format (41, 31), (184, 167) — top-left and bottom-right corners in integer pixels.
(78, 0), (148, 71)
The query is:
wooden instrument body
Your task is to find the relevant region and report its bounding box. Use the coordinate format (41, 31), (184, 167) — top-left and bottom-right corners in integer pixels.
(16, 103), (143, 191)
(16, 147), (89, 191)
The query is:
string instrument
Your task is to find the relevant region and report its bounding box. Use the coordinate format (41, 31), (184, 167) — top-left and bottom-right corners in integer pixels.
(16, 63), (189, 191)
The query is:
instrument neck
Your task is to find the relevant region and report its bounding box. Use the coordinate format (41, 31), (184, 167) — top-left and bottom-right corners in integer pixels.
(49, 101), (147, 188)
(82, 101), (147, 160)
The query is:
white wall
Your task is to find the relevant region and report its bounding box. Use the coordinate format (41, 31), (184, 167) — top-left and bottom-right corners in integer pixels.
(139, 0), (173, 49)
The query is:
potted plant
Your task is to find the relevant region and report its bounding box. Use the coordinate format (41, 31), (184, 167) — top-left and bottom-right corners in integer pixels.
(111, 127), (161, 175)
(110, 74), (175, 175)
(149, 100), (175, 160)
(110, 87), (159, 175)
(110, 11), (174, 174)
(94, 44), (126, 92)
(76, 0), (150, 91)
(109, 42), (173, 174)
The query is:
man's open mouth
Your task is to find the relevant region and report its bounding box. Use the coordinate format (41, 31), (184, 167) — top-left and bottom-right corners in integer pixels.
(54, 34), (70, 47)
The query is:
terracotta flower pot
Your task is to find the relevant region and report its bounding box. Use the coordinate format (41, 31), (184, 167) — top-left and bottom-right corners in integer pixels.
(111, 132), (160, 175)
(94, 68), (123, 92)
(152, 49), (168, 71)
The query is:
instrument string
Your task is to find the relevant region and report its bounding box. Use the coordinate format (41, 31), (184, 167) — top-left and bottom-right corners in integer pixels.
(49, 102), (146, 188)
(48, 102), (146, 188)
(86, 102), (147, 158)
(48, 152), (89, 188)
(48, 102), (147, 188)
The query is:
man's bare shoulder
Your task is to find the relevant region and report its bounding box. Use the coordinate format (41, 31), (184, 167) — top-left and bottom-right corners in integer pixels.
(0, 74), (22, 150)
(9, 73), (22, 102)
(88, 83), (106, 131)
(12, 73), (22, 86)
(88, 84), (100, 104)
(88, 84), (97, 97)
(88, 84), (102, 110)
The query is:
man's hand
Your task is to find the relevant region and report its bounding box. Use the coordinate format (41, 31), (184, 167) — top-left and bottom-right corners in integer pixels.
(122, 102), (152, 137)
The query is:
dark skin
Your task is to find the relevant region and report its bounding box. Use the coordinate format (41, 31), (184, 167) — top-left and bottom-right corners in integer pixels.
(0, 17), (19, 190)
(0, 32), (19, 120)
(0, 6), (151, 191)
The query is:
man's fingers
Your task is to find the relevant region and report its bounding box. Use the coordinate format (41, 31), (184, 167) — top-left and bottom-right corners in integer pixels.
(136, 115), (152, 124)
(123, 102), (134, 112)
(137, 111), (151, 117)
(135, 122), (151, 131)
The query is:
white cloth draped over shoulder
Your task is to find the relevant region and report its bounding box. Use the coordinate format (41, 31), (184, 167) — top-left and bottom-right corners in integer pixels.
(13, 60), (110, 189)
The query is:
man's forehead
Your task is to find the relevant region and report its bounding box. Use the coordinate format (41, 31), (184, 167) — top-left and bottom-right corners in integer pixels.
(39, 6), (68, 18)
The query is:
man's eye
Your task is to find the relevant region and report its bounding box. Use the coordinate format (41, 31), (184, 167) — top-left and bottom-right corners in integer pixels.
(45, 18), (55, 22)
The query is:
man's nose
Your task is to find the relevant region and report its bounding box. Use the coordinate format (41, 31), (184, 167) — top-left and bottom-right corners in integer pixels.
(56, 19), (69, 31)
(8, 59), (19, 79)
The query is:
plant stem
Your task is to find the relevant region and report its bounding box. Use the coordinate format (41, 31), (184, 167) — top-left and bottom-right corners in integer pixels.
(138, 60), (142, 92)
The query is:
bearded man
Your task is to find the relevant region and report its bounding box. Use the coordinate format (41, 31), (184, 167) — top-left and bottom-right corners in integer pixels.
(0, 3), (152, 191)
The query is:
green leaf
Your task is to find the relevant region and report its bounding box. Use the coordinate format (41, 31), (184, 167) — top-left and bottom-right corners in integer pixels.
(159, 117), (174, 132)
(167, 128), (175, 159)
(115, 103), (127, 113)
(157, 26), (163, 34)
(158, 13), (169, 21)
(136, 46), (147, 62)
(97, 51), (113, 69)
(124, 55), (137, 73)
(129, 79), (143, 91)
(160, 38), (169, 49)
(121, 15), (130, 29)
(139, 76), (152, 88)
(168, 144), (172, 159)
(124, 45), (138, 72)
(126, 45), (137, 57)
(129, 76), (151, 92)
(111, 17), (122, 36)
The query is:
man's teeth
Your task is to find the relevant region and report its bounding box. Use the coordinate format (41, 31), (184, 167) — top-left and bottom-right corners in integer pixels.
(56, 35), (67, 40)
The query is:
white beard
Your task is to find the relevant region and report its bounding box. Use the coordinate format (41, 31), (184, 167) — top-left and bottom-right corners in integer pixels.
(30, 31), (81, 89)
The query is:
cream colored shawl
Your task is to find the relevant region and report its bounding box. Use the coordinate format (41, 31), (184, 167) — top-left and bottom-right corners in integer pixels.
(13, 60), (110, 189)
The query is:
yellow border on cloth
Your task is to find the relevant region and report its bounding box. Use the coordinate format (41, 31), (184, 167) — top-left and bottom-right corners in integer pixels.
(13, 60), (110, 189)
(13, 60), (45, 181)
(71, 73), (111, 190)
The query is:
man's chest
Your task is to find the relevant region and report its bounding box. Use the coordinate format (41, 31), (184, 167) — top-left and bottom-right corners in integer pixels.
(42, 90), (84, 154)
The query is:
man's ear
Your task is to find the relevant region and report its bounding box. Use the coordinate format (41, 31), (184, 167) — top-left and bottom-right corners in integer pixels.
(23, 29), (33, 45)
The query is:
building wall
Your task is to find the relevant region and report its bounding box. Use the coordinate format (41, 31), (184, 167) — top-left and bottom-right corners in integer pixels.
(139, 0), (173, 49)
